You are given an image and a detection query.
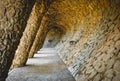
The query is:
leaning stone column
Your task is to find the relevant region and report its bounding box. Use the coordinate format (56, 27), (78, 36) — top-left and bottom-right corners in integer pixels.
(29, 16), (48, 58)
(10, 1), (45, 69)
(0, 0), (35, 81)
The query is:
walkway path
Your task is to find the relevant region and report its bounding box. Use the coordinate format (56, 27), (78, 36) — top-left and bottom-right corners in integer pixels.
(6, 48), (75, 81)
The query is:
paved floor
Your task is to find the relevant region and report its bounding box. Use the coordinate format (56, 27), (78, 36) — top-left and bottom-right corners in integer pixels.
(6, 48), (75, 81)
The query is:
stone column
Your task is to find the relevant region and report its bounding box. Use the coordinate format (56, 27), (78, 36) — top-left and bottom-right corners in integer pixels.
(29, 16), (48, 58)
(10, 1), (45, 69)
(0, 0), (35, 81)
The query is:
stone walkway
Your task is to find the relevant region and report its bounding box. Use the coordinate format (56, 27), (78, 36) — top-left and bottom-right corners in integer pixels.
(6, 48), (75, 81)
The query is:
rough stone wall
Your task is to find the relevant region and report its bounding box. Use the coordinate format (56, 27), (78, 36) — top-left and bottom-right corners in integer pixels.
(46, 0), (120, 81)
(0, 0), (35, 81)
(79, 26), (120, 81)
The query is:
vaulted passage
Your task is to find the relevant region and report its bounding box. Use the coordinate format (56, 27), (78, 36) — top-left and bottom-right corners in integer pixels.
(43, 27), (63, 48)
(0, 0), (120, 81)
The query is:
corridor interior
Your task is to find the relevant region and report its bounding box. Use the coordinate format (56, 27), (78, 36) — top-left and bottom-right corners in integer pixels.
(0, 0), (120, 81)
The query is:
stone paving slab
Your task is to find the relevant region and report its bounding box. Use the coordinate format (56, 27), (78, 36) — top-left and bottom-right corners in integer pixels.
(6, 48), (75, 81)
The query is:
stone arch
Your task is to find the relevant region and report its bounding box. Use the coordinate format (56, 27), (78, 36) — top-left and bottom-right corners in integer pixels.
(43, 26), (64, 48)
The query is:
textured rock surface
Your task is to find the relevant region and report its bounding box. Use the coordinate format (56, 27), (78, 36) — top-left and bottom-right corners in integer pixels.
(28, 16), (49, 58)
(43, 0), (120, 81)
(11, 0), (56, 68)
(11, 1), (45, 69)
(0, 0), (35, 81)
(0, 0), (120, 81)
